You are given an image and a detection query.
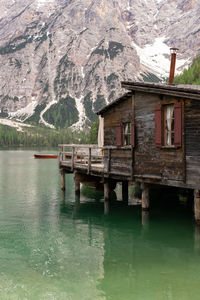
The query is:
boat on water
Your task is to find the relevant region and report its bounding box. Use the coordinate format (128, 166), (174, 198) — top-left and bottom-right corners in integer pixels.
(34, 154), (58, 159)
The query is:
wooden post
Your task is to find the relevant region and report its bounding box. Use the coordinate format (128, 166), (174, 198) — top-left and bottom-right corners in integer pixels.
(88, 147), (91, 174)
(62, 145), (64, 161)
(61, 169), (65, 191)
(71, 146), (75, 172)
(74, 194), (80, 215)
(194, 189), (200, 225)
(104, 182), (110, 215)
(141, 182), (150, 211)
(107, 149), (111, 174)
(74, 172), (80, 196)
(75, 178), (80, 196)
(122, 181), (129, 205)
(181, 188), (193, 210)
(131, 146), (134, 179)
(59, 145), (61, 162)
(59, 146), (62, 168)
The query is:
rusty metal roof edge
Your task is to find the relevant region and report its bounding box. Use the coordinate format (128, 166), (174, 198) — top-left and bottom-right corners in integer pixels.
(96, 92), (132, 115)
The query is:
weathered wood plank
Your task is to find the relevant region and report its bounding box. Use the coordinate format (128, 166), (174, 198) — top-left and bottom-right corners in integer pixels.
(185, 99), (200, 187)
(88, 147), (91, 174)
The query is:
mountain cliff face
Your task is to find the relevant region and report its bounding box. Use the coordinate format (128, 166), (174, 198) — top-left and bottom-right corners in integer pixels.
(0, 0), (200, 129)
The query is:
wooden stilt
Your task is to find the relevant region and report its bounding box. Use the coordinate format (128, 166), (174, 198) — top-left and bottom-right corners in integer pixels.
(194, 189), (200, 225)
(74, 172), (81, 196)
(186, 189), (193, 210)
(75, 193), (80, 207)
(61, 169), (65, 191)
(104, 182), (110, 215)
(141, 182), (150, 211)
(75, 181), (80, 195)
(122, 181), (129, 205)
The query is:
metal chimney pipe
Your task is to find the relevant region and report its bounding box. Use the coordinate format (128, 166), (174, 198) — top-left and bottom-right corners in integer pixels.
(168, 47), (179, 84)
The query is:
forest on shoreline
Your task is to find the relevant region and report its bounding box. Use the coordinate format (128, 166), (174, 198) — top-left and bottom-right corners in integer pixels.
(0, 119), (99, 147)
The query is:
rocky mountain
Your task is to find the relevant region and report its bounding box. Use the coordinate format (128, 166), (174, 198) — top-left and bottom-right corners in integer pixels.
(0, 0), (200, 130)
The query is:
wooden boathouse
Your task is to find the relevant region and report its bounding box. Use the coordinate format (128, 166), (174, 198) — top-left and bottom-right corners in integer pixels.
(59, 81), (200, 223)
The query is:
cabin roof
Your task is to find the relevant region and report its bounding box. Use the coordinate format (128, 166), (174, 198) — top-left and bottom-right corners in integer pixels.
(122, 81), (200, 98)
(97, 81), (200, 115)
(96, 92), (132, 115)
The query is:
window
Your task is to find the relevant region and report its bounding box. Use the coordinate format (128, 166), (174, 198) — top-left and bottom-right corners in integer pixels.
(155, 102), (182, 148)
(123, 123), (131, 145)
(116, 122), (135, 147)
(164, 104), (174, 146)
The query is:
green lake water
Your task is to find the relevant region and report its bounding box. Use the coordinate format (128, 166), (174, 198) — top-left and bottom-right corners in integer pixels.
(0, 150), (200, 300)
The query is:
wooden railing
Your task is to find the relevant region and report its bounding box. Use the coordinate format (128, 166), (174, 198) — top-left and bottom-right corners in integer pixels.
(59, 144), (104, 173)
(59, 144), (133, 177)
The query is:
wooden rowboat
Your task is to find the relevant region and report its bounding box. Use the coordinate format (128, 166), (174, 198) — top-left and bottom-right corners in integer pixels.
(34, 154), (58, 159)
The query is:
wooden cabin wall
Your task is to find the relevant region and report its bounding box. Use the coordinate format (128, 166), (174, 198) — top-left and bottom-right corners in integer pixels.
(104, 149), (132, 176)
(104, 97), (133, 146)
(185, 99), (200, 188)
(134, 92), (185, 182)
(103, 97), (132, 176)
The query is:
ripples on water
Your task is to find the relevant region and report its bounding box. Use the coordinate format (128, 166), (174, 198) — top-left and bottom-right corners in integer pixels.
(0, 150), (199, 300)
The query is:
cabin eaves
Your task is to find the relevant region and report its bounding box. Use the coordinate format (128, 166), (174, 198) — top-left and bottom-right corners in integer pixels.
(97, 82), (200, 116)
(121, 81), (200, 100)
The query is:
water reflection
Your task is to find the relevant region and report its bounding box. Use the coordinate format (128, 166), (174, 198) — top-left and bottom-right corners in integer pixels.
(142, 210), (149, 229)
(99, 213), (200, 300)
(61, 180), (200, 300)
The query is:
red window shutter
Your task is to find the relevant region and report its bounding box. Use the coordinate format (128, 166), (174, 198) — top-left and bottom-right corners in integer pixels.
(174, 102), (182, 147)
(116, 124), (123, 147)
(131, 121), (135, 147)
(155, 105), (162, 147)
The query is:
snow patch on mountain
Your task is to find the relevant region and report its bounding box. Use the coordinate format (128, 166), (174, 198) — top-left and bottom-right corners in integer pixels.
(127, 0), (131, 11)
(132, 37), (188, 78)
(39, 99), (57, 129)
(9, 101), (38, 122)
(81, 67), (85, 79)
(70, 95), (87, 130)
(36, 0), (55, 7)
(0, 118), (33, 132)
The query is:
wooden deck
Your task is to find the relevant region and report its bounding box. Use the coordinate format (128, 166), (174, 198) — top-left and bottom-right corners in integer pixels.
(59, 144), (104, 176)
(59, 144), (133, 179)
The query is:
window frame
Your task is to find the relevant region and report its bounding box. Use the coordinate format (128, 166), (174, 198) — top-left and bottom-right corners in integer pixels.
(163, 103), (175, 147)
(122, 122), (132, 146)
(155, 99), (183, 149)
